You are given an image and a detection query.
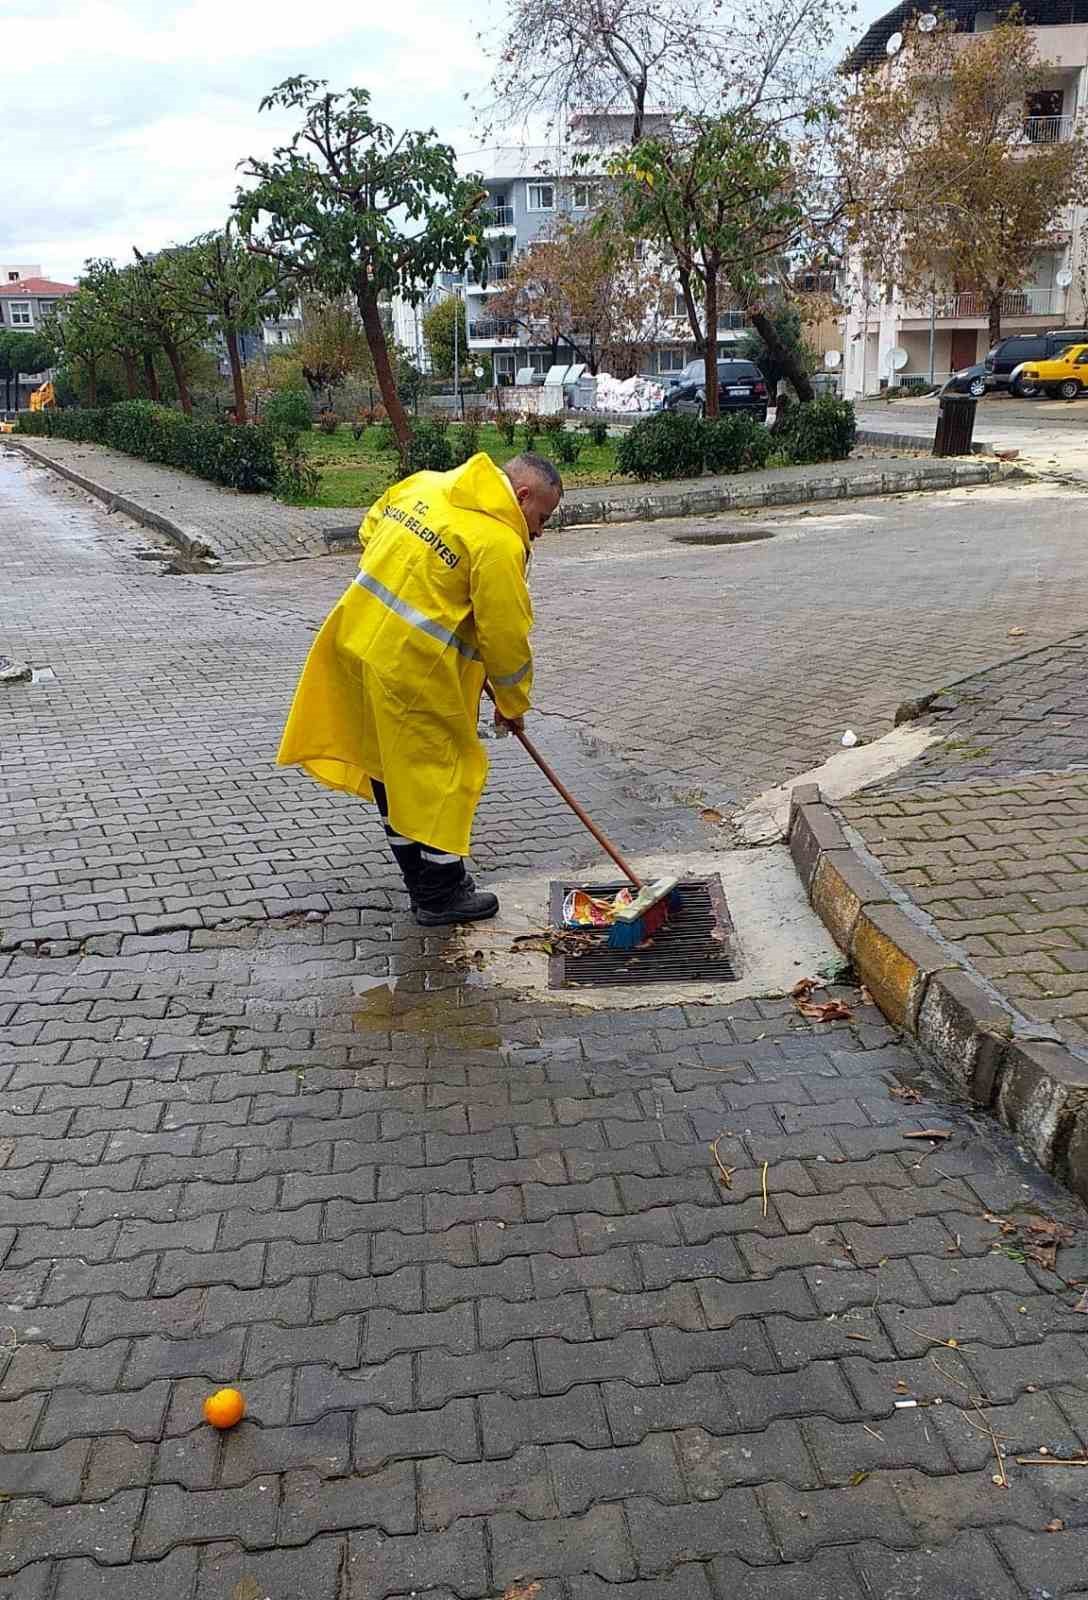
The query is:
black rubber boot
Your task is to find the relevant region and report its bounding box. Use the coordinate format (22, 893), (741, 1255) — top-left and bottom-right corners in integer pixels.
(414, 881), (500, 926)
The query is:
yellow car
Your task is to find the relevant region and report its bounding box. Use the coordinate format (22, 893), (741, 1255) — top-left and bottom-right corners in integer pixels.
(1014, 341), (1088, 399)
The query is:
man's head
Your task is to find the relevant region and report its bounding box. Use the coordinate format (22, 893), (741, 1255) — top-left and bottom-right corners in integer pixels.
(505, 452), (563, 540)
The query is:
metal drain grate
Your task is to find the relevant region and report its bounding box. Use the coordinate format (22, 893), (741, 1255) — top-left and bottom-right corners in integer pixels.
(547, 876), (737, 989)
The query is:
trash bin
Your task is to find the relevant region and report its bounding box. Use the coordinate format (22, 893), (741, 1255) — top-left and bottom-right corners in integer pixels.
(933, 393), (978, 457)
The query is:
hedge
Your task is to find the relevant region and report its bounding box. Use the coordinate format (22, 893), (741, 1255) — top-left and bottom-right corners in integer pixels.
(16, 400), (277, 493)
(615, 399), (857, 481)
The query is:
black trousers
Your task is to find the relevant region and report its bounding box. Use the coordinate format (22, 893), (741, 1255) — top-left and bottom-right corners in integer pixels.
(371, 779), (466, 909)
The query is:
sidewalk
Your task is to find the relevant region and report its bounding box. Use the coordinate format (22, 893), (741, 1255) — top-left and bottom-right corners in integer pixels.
(5, 451), (1088, 1597)
(6, 434), (999, 568)
(842, 632), (1088, 1051)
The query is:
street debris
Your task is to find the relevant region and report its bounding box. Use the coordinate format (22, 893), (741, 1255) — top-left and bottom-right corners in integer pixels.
(512, 929), (600, 958)
(982, 1211), (1074, 1272)
(0, 655), (32, 685)
(1074, 1286), (1088, 1313)
(790, 975), (853, 1022)
(450, 949), (489, 972)
(902, 1128), (952, 1142)
(761, 1159), (770, 1218)
(700, 807), (725, 824)
(1018, 1456), (1088, 1468)
(502, 1585), (543, 1600)
(841, 729), (859, 747)
(1008, 625), (1027, 637)
(1044, 1519), (1066, 1532)
(849, 1470), (869, 1486)
(889, 1084), (923, 1104)
(710, 1133), (734, 1189)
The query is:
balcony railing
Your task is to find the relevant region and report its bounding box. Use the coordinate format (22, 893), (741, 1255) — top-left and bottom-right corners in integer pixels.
(1023, 115), (1075, 144)
(466, 262), (512, 287)
(469, 320), (519, 340)
(484, 206), (515, 229)
(917, 288), (1067, 319)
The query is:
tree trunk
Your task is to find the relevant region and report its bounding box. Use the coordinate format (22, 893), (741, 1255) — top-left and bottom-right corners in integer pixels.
(162, 338), (192, 415)
(86, 360), (98, 408)
(357, 284), (411, 449)
(987, 293), (1003, 349)
(704, 269), (719, 419)
(143, 352), (161, 403)
(122, 353), (140, 398)
(748, 306), (815, 403)
(225, 329), (247, 424)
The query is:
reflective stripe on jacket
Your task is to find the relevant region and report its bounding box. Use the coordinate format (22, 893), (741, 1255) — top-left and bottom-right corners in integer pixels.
(276, 452), (533, 857)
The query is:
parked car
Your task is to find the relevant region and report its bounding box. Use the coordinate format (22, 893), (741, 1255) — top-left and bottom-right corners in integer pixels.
(984, 328), (1088, 394)
(663, 358), (769, 421)
(1011, 341), (1088, 400)
(941, 362), (988, 398)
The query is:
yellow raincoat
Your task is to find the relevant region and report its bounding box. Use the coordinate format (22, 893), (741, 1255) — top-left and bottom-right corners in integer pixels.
(277, 452), (534, 858)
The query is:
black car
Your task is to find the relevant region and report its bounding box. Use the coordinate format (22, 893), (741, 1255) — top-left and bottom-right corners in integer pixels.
(663, 358), (768, 420)
(984, 328), (1088, 394)
(941, 362), (988, 398)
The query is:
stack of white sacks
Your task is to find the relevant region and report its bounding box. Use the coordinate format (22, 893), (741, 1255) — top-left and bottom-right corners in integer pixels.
(593, 373), (666, 413)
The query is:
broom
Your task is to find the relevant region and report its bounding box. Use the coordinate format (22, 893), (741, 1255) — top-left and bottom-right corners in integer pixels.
(484, 686), (681, 950)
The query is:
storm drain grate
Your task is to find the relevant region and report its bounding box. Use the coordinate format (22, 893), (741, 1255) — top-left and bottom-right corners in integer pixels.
(547, 876), (737, 989)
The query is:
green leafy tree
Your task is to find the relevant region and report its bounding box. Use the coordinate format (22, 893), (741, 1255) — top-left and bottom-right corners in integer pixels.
(43, 290), (113, 406)
(79, 259), (155, 399)
(160, 230), (292, 423)
(612, 115), (817, 411)
(297, 295), (374, 400)
(130, 250), (205, 414)
(235, 77), (490, 449)
(739, 305), (816, 394)
(422, 295), (467, 379)
(0, 331), (56, 410)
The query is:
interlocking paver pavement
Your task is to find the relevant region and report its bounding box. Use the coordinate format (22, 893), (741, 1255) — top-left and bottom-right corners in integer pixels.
(5, 451), (1088, 1595)
(844, 632), (1088, 1048)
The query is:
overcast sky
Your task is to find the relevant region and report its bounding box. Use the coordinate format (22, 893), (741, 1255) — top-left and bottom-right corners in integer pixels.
(3, 0), (885, 285)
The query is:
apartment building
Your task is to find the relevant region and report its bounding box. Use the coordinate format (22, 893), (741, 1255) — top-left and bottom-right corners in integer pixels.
(431, 112), (753, 384)
(840, 0), (1088, 396)
(0, 264), (76, 335)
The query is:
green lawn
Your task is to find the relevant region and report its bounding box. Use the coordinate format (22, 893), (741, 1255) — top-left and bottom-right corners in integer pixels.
(297, 421), (622, 509)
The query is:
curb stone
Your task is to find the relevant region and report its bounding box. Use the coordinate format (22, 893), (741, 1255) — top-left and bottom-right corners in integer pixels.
(788, 783), (1088, 1203)
(555, 458), (1001, 528)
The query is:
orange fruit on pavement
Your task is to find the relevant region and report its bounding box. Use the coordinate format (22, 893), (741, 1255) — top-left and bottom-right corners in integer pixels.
(202, 1388), (246, 1429)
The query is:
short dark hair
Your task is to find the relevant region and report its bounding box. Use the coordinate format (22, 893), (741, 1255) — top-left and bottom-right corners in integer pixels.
(506, 451), (563, 495)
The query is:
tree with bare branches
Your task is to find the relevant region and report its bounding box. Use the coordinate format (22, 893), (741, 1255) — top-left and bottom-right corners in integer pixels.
(840, 17), (1088, 347)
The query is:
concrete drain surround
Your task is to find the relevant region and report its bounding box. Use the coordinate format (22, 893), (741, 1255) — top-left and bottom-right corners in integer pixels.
(547, 875), (736, 989)
(669, 524), (776, 546)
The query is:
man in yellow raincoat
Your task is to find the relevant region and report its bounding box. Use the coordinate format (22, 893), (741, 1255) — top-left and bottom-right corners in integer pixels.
(277, 450), (563, 925)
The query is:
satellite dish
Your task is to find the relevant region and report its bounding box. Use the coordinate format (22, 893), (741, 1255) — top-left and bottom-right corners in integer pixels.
(886, 30), (904, 53)
(824, 349), (842, 369)
(889, 346), (909, 371)
(918, 12), (938, 30)
(1057, 267), (1074, 288)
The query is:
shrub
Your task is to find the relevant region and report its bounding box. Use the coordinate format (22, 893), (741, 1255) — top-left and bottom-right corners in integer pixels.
(552, 431), (581, 466)
(496, 413), (518, 446)
(775, 397), (856, 465)
(316, 409), (340, 435)
(375, 419), (397, 452)
(583, 418), (609, 447)
(540, 413), (564, 435)
(429, 413), (451, 436)
(403, 419), (454, 474)
(523, 428), (537, 454)
(262, 388), (313, 445)
(702, 414), (774, 475)
(615, 411), (704, 481)
(16, 400), (277, 493)
(452, 423), (480, 464)
(275, 448), (322, 503)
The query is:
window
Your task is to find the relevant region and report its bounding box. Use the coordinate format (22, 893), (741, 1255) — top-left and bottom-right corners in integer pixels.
(527, 182), (555, 211)
(572, 182), (600, 210)
(9, 301), (32, 326)
(1077, 350), (1088, 365)
(7, 271), (19, 282)
(528, 350), (551, 374)
(657, 348), (684, 373)
(670, 291), (687, 318)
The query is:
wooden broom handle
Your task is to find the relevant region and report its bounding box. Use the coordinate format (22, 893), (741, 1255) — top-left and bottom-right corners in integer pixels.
(483, 684), (642, 890)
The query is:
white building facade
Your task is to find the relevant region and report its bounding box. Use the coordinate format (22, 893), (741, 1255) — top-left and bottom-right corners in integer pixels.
(840, 1), (1088, 397)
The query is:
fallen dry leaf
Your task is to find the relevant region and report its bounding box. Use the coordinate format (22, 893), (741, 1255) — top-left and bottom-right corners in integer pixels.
(791, 976), (821, 1000)
(796, 999), (854, 1022)
(232, 1580), (263, 1600)
(1008, 625), (1026, 635)
(849, 1470), (870, 1486)
(700, 807), (724, 824)
(1044, 1519), (1065, 1533)
(503, 1585), (543, 1600)
(1074, 1286), (1088, 1314)
(889, 1084), (923, 1104)
(859, 986), (875, 1007)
